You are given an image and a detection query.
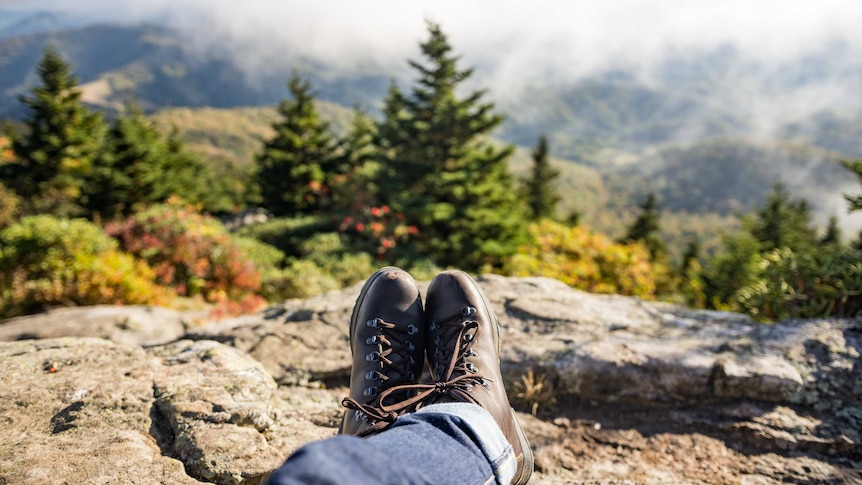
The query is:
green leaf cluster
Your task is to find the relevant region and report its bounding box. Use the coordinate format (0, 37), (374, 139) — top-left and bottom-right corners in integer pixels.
(702, 182), (862, 319)
(0, 215), (168, 317)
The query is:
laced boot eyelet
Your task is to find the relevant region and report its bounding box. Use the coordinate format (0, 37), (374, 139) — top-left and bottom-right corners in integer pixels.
(366, 335), (379, 345)
(464, 333), (474, 342)
(406, 341), (415, 352)
(367, 318), (380, 328)
(365, 370), (379, 380)
(466, 363), (478, 373)
(462, 306), (476, 316)
(363, 386), (379, 397)
(366, 351), (380, 362)
(407, 324), (418, 335)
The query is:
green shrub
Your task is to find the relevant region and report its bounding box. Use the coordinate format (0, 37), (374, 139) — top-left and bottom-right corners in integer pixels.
(505, 220), (656, 298)
(0, 182), (20, 229)
(0, 215), (168, 317)
(736, 247), (862, 321)
(105, 201), (263, 311)
(268, 259), (342, 300)
(236, 215), (335, 258)
(261, 232), (376, 301)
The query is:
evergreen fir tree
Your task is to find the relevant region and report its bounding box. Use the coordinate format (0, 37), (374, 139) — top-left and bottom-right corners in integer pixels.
(679, 237), (702, 274)
(842, 159), (862, 211)
(160, 127), (210, 206)
(853, 229), (862, 252)
(255, 73), (337, 217)
(2, 46), (106, 217)
(622, 192), (666, 259)
(87, 103), (165, 218)
(820, 215), (842, 246)
(87, 105), (210, 219)
(522, 135), (561, 220)
(373, 22), (525, 269)
(747, 182), (817, 252)
(330, 109), (377, 212)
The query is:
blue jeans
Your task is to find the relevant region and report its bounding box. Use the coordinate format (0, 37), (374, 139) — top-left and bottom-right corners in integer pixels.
(266, 403), (516, 485)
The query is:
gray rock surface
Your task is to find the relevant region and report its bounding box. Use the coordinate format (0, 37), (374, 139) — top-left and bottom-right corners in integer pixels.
(1, 274), (860, 484)
(0, 305), (193, 346)
(0, 338), (334, 485)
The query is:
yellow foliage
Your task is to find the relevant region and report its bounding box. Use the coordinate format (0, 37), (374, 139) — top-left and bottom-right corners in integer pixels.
(506, 219), (656, 298)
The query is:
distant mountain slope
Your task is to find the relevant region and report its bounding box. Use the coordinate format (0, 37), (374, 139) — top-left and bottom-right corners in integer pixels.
(149, 102), (356, 169)
(626, 138), (850, 216)
(3, 21), (860, 237)
(0, 23), (388, 119)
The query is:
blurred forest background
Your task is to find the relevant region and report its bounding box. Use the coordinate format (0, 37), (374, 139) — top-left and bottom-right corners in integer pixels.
(0, 4), (860, 321)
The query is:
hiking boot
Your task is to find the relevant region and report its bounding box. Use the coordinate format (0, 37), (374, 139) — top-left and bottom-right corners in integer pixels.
(340, 267), (425, 436)
(424, 270), (534, 485)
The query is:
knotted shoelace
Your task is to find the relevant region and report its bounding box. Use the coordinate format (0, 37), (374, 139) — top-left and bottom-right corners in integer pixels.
(374, 306), (491, 414)
(341, 317), (419, 436)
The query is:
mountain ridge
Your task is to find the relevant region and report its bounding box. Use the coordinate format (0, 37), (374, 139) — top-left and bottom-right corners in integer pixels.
(2, 20), (861, 237)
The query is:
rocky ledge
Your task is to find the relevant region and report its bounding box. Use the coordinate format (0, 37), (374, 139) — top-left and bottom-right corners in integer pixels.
(1, 275), (859, 484)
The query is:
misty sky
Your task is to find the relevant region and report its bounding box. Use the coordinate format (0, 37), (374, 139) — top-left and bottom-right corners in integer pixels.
(3, 0), (861, 82)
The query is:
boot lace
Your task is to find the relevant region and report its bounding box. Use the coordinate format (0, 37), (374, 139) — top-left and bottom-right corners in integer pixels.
(375, 306), (490, 412)
(342, 317), (420, 436)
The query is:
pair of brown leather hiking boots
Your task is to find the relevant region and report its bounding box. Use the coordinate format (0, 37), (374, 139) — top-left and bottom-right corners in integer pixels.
(339, 267), (533, 485)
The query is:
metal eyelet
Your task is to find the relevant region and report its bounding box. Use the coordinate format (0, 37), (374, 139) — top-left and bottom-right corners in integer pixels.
(463, 307), (476, 316)
(466, 363), (478, 373)
(366, 335), (379, 345)
(366, 351), (379, 362)
(365, 370), (378, 380)
(406, 341), (415, 352)
(407, 324), (418, 335)
(464, 333), (474, 342)
(363, 386), (379, 397)
(367, 319), (379, 328)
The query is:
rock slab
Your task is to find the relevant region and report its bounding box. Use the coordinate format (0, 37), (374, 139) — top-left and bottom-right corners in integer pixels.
(1, 274), (860, 484)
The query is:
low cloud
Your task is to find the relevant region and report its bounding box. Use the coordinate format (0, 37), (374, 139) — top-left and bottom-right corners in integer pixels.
(8, 0), (862, 81)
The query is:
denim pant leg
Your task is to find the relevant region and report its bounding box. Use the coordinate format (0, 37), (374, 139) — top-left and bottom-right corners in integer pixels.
(266, 402), (516, 485)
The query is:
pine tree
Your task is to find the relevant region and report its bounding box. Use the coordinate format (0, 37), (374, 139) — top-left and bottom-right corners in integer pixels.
(160, 127), (210, 207)
(255, 73), (337, 217)
(842, 160), (862, 211)
(87, 103), (165, 218)
(87, 104), (210, 219)
(747, 182), (817, 252)
(2, 46), (106, 217)
(522, 135), (561, 220)
(821, 215), (842, 246)
(622, 193), (666, 259)
(373, 22), (525, 269)
(330, 109), (377, 212)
